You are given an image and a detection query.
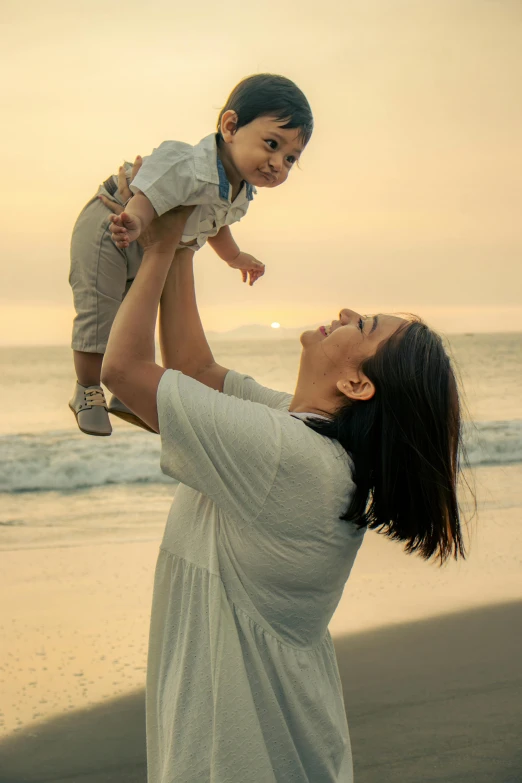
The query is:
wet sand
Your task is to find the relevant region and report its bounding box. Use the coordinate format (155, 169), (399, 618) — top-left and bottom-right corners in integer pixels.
(1, 465), (521, 781)
(0, 602), (520, 783)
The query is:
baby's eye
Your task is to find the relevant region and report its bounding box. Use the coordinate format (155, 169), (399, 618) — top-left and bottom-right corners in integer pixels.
(358, 317), (364, 332)
(286, 155), (296, 165)
(265, 139), (278, 149)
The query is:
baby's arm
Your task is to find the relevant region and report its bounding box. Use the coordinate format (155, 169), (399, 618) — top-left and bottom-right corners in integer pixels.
(207, 226), (265, 286)
(207, 225), (240, 263)
(109, 192), (156, 249)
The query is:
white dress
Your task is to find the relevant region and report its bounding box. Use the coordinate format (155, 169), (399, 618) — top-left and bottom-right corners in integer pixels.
(148, 369), (366, 782)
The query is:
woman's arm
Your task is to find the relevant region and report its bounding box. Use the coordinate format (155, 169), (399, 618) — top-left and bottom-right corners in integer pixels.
(101, 208), (193, 432)
(159, 251), (229, 392)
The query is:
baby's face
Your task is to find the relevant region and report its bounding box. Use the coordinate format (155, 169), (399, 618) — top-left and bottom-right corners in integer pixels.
(226, 116), (306, 188)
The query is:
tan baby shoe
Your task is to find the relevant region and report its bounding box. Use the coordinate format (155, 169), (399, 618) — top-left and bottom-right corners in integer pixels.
(69, 382), (112, 436)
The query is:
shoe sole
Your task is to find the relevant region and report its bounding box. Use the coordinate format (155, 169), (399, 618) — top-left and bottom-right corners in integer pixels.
(68, 403), (112, 437)
(108, 408), (158, 434)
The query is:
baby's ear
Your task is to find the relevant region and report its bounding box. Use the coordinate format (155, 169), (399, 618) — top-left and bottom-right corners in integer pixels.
(220, 110), (239, 140)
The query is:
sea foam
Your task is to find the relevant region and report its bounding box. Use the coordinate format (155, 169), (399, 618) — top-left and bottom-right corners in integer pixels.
(1, 421), (522, 494)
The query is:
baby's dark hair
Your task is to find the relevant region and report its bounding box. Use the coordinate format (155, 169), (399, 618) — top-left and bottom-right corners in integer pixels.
(217, 74), (313, 147)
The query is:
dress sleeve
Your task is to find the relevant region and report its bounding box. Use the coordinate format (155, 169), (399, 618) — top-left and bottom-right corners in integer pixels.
(157, 370), (283, 523)
(223, 370), (293, 411)
(130, 141), (197, 216)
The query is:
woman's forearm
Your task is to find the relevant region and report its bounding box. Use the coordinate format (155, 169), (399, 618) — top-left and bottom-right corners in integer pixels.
(102, 204), (226, 398)
(125, 192), (157, 234)
(159, 250), (216, 377)
(102, 207), (190, 388)
(102, 247), (173, 382)
(100, 243), (174, 429)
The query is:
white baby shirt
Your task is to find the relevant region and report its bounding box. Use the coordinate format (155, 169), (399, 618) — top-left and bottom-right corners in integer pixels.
(130, 133), (256, 250)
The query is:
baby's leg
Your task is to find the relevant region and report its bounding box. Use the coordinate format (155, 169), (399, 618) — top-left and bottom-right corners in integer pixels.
(73, 351), (103, 387)
(69, 196), (143, 434)
(70, 196), (137, 360)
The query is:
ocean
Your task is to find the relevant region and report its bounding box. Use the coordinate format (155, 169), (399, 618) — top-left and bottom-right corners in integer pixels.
(1, 333), (521, 550)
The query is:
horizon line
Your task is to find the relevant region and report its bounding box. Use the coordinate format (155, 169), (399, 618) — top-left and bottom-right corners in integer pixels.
(1, 325), (521, 349)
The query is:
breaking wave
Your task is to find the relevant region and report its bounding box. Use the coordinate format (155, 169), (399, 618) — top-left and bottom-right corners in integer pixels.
(1, 420), (521, 494)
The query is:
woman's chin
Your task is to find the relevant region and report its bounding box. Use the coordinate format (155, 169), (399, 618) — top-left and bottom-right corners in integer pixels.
(300, 328), (320, 347)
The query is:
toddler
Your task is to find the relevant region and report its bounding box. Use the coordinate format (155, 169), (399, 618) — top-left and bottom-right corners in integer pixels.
(69, 73), (313, 435)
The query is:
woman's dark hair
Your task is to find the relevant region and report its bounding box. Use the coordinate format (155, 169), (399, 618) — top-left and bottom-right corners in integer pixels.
(307, 320), (470, 564)
(217, 74), (314, 146)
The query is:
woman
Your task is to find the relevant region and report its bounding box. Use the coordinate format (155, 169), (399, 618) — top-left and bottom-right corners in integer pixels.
(102, 204), (466, 782)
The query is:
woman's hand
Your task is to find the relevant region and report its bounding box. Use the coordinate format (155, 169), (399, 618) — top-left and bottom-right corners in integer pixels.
(135, 206), (195, 255)
(98, 156), (142, 215)
(100, 156), (144, 249)
(100, 157), (194, 255)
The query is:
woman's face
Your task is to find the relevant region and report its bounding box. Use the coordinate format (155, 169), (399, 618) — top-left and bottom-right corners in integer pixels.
(298, 309), (406, 406)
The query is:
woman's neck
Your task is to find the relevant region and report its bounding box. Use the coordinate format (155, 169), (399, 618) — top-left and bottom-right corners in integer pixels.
(288, 387), (337, 417)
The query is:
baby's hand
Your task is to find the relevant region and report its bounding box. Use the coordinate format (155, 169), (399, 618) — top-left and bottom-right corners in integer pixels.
(109, 211), (142, 249)
(226, 252), (265, 286)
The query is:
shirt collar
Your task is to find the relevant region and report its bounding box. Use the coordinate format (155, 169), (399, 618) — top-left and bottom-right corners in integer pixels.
(194, 134), (256, 202)
(215, 138), (255, 202)
(290, 412), (331, 422)
(216, 153), (231, 200)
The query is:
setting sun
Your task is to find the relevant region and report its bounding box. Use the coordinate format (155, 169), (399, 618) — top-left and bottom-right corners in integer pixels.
(271, 322), (281, 329)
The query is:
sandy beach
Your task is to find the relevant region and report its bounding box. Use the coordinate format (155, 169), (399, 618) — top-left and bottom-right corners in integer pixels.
(1, 464), (521, 782)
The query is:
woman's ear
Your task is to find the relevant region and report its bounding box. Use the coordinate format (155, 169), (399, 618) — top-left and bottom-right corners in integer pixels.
(220, 110), (239, 142)
(336, 373), (375, 402)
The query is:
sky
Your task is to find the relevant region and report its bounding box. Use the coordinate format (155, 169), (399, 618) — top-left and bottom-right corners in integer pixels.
(2, 0), (522, 344)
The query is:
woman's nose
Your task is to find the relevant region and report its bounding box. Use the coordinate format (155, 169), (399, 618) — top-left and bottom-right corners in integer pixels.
(339, 308), (360, 325)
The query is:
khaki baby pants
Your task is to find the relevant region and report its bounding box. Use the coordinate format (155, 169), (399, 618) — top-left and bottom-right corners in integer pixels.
(69, 189), (144, 354)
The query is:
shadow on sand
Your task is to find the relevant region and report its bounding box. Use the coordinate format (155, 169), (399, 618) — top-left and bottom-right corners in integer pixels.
(0, 601), (521, 783)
